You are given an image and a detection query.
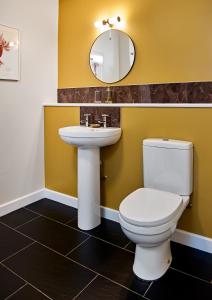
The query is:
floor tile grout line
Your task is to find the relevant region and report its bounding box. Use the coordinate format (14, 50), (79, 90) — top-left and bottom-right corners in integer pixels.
(125, 248), (134, 254)
(0, 241), (35, 264)
(24, 207), (44, 217)
(65, 236), (91, 256)
(2, 226), (209, 298)
(0, 220), (94, 272)
(39, 243), (98, 276)
(22, 207), (41, 217)
(24, 208), (79, 231)
(65, 217), (77, 225)
(9, 238), (209, 299)
(24, 203), (212, 257)
(1, 263), (53, 300)
(143, 281), (153, 297)
(97, 274), (149, 298)
(170, 267), (211, 284)
(1, 211), (210, 287)
(64, 220), (133, 252)
(1, 228), (146, 300)
(24, 207), (134, 254)
(123, 241), (131, 249)
(6, 204), (209, 299)
(63, 220), (134, 253)
(20, 208), (212, 284)
(2, 209), (210, 300)
(0, 220), (36, 243)
(24, 208), (88, 235)
(142, 297), (151, 300)
(65, 219), (73, 225)
(58, 243), (146, 299)
(4, 283), (28, 300)
(1, 235), (144, 300)
(66, 253), (149, 300)
(14, 215), (41, 229)
(73, 272), (149, 300)
(90, 235), (134, 254)
(73, 274), (99, 300)
(25, 206), (130, 251)
(0, 221), (98, 275)
(0, 219), (150, 300)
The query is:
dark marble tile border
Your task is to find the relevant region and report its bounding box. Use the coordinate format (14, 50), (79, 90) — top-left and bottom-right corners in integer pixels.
(58, 82), (212, 104)
(80, 107), (120, 127)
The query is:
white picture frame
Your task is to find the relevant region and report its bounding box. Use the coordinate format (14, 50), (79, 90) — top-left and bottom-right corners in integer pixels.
(0, 24), (20, 81)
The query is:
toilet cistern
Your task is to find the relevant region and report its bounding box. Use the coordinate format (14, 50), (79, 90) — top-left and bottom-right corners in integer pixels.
(59, 125), (122, 230)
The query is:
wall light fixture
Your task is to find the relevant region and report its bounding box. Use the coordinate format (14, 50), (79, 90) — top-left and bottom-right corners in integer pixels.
(94, 16), (125, 31)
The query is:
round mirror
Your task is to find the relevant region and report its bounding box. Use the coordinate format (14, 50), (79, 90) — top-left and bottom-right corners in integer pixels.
(89, 29), (135, 83)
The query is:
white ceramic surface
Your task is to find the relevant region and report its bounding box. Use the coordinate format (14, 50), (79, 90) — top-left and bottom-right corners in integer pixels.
(59, 125), (122, 230)
(143, 139), (193, 196)
(59, 126), (121, 148)
(119, 188), (183, 227)
(119, 138), (193, 280)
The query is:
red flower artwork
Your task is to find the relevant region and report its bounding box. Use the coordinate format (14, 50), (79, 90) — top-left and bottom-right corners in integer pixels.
(0, 33), (11, 65)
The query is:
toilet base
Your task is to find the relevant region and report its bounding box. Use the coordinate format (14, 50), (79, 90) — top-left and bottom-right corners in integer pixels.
(133, 239), (172, 281)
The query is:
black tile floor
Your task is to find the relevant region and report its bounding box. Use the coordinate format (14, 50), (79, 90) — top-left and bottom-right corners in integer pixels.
(0, 198), (211, 300)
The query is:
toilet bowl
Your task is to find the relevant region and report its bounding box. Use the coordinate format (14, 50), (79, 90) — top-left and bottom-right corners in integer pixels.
(119, 139), (193, 280)
(119, 188), (189, 280)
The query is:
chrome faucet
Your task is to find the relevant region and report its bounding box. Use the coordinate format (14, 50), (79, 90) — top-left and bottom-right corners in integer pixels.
(80, 113), (91, 127)
(98, 114), (109, 128)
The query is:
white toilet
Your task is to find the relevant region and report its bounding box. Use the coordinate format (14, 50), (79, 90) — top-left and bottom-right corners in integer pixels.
(119, 138), (193, 281)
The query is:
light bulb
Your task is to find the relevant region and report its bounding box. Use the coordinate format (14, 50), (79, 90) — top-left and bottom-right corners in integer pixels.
(108, 17), (116, 26)
(94, 21), (102, 28)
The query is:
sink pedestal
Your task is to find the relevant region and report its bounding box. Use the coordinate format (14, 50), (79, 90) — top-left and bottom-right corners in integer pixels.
(78, 147), (101, 230)
(59, 126), (122, 231)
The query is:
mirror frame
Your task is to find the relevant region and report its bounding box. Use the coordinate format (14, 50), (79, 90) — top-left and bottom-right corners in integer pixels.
(89, 29), (136, 84)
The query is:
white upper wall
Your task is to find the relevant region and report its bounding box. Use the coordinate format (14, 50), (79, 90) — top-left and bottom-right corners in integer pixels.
(0, 0), (58, 204)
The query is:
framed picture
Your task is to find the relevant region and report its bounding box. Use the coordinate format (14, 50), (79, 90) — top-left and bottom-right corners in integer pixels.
(0, 24), (20, 80)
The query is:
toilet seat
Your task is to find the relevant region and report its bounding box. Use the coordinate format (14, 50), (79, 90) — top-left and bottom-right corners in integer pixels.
(119, 188), (183, 227)
(119, 206), (183, 236)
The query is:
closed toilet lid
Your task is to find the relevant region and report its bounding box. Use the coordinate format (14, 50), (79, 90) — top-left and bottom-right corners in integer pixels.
(119, 188), (183, 227)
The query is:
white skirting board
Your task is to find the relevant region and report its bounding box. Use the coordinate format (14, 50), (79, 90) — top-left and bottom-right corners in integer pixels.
(45, 189), (212, 254)
(0, 188), (211, 254)
(171, 229), (212, 254)
(0, 189), (45, 217)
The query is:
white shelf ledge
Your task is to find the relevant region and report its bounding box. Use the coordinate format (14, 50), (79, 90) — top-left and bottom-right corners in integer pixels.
(43, 102), (212, 108)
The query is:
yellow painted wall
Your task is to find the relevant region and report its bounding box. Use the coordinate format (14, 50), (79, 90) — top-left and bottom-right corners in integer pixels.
(59, 0), (212, 87)
(45, 107), (212, 238)
(44, 107), (80, 196)
(47, 0), (212, 238)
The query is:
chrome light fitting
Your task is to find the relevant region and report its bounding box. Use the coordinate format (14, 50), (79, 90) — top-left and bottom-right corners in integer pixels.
(102, 16), (121, 28)
(94, 16), (124, 30)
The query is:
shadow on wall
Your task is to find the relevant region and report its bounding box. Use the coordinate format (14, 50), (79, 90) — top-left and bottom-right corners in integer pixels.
(178, 146), (202, 235)
(100, 140), (125, 207)
(100, 123), (143, 208)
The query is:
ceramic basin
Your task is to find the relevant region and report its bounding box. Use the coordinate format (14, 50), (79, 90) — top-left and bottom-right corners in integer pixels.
(58, 125), (122, 231)
(59, 126), (122, 148)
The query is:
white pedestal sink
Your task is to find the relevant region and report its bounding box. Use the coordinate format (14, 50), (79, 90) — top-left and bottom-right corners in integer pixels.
(58, 126), (122, 230)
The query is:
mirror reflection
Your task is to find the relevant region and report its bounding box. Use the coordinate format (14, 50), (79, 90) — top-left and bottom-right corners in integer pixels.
(90, 29), (135, 83)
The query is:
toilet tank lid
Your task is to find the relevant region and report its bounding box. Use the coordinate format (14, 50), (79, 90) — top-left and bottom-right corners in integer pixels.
(143, 139), (193, 150)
